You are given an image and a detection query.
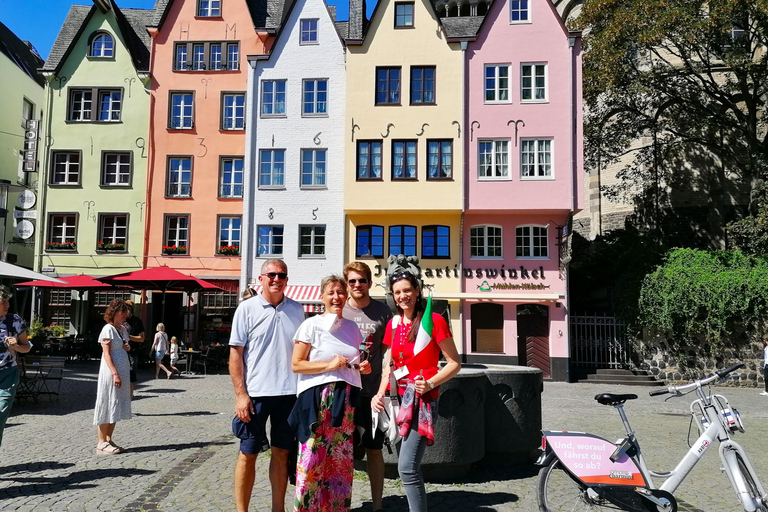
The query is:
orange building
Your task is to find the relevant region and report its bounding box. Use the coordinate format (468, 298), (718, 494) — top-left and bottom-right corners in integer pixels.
(145, 0), (284, 338)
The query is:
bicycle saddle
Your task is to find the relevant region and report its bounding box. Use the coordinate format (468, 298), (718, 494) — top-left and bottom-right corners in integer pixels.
(595, 393), (638, 406)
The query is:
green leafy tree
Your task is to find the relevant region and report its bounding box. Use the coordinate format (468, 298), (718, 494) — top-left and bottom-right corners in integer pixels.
(576, 0), (768, 241)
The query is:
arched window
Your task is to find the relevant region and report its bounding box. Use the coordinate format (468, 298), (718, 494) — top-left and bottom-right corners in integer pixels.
(459, 1), (471, 16)
(477, 1), (488, 15)
(448, 3), (459, 16)
(90, 32), (114, 58)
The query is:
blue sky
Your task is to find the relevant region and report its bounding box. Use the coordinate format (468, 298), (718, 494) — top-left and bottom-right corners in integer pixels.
(0, 0), (364, 60)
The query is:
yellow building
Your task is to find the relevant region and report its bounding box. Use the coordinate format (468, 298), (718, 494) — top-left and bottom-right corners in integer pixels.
(344, 0), (473, 343)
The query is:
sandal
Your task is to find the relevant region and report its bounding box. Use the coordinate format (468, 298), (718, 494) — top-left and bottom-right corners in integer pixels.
(96, 441), (123, 454)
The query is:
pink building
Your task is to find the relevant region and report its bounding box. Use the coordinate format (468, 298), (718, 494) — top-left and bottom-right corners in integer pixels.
(461, 0), (583, 381)
(144, 0), (283, 337)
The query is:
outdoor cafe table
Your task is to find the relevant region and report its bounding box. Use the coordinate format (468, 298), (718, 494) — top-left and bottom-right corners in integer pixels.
(181, 349), (202, 375)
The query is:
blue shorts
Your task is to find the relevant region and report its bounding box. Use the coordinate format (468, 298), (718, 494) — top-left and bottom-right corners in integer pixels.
(232, 395), (297, 455)
(154, 351), (165, 360)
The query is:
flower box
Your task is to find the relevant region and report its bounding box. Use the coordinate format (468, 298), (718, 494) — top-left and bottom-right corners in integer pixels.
(97, 242), (125, 252)
(163, 245), (187, 255)
(218, 246), (240, 256)
(46, 242), (76, 251)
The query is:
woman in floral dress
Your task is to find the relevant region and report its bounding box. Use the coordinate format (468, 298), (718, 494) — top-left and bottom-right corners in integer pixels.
(289, 275), (371, 512)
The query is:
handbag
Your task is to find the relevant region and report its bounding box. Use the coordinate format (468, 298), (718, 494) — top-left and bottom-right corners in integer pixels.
(374, 360), (402, 451)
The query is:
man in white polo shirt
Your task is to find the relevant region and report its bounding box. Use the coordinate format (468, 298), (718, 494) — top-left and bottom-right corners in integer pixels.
(229, 259), (305, 512)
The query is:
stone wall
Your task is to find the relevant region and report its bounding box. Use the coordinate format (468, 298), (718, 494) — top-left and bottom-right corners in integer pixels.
(635, 337), (765, 387)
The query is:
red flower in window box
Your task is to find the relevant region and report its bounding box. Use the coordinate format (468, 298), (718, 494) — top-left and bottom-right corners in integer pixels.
(162, 245), (187, 255)
(218, 245), (239, 256)
(97, 241), (125, 251)
(46, 241), (76, 251)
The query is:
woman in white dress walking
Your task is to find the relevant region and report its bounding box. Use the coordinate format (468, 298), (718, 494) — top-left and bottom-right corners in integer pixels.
(150, 323), (173, 379)
(93, 299), (133, 454)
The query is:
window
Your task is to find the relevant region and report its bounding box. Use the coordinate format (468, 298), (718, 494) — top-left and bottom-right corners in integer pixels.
(300, 19), (318, 44)
(389, 225), (417, 256)
(259, 149), (285, 188)
(68, 88), (122, 122)
(197, 0), (221, 16)
(50, 152), (80, 185)
(470, 225), (502, 258)
(49, 290), (72, 307)
(21, 98), (34, 128)
(485, 65), (510, 102)
(94, 291), (133, 307)
(89, 32), (114, 58)
(356, 225), (384, 258)
(170, 92), (194, 129)
(521, 63), (547, 101)
(48, 214), (77, 249)
(222, 93), (245, 129)
(261, 80), (286, 116)
(218, 216), (241, 251)
(220, 157), (243, 198)
(376, 67), (401, 105)
(201, 292), (238, 309)
(510, 0), (529, 22)
(257, 225), (284, 256)
(427, 140), (452, 179)
(99, 214), (128, 248)
(174, 42), (239, 71)
(521, 139), (552, 178)
(302, 79), (328, 115)
(165, 215), (189, 249)
(422, 225), (450, 259)
(394, 2), (414, 27)
(167, 157), (192, 197)
(392, 140), (417, 179)
(357, 141), (382, 180)
(516, 225), (548, 258)
(301, 149), (326, 187)
(102, 152), (131, 186)
(299, 225), (326, 257)
(410, 66), (435, 104)
(478, 140), (509, 179)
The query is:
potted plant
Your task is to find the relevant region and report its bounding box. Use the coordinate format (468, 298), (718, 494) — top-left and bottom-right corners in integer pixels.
(46, 241), (76, 251)
(163, 245), (187, 255)
(45, 322), (68, 337)
(218, 245), (239, 256)
(97, 241), (125, 252)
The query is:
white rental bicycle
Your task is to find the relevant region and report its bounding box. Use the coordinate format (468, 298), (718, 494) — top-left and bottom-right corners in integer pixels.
(537, 363), (767, 512)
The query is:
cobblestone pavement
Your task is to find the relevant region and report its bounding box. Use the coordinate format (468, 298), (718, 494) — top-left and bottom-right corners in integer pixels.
(1, 361), (766, 511)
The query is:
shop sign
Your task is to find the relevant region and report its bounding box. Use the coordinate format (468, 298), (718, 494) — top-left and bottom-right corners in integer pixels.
(13, 210), (36, 219)
(477, 280), (550, 292)
(373, 264), (547, 280)
(17, 190), (36, 210)
(22, 120), (39, 173)
(15, 220), (34, 239)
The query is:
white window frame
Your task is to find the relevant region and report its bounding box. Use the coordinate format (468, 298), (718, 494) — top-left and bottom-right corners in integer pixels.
(99, 214), (128, 247)
(259, 149), (285, 188)
(51, 151), (81, 185)
(222, 92), (245, 130)
(98, 90), (122, 121)
(516, 225), (548, 259)
(510, 0), (531, 23)
(257, 225), (284, 256)
(220, 157), (243, 198)
(302, 79), (328, 116)
(300, 19), (319, 44)
(167, 157), (193, 197)
(218, 216), (241, 249)
(165, 215), (189, 248)
(470, 225), (503, 259)
(521, 63), (548, 103)
(261, 80), (286, 116)
(484, 64), (510, 104)
(170, 92), (194, 129)
(478, 139), (510, 180)
(299, 225), (326, 258)
(520, 138), (553, 179)
(89, 32), (114, 58)
(301, 149), (327, 188)
(197, 0), (221, 16)
(102, 152), (132, 186)
(48, 214), (77, 246)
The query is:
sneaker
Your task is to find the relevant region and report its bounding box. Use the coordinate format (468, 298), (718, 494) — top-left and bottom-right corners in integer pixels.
(760, 391), (768, 396)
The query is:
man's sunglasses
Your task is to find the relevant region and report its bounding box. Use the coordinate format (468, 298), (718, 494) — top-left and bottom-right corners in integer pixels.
(348, 278), (369, 285)
(261, 272), (288, 280)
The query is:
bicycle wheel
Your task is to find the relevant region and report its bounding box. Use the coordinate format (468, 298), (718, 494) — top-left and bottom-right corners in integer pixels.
(538, 458), (626, 511)
(735, 452), (768, 512)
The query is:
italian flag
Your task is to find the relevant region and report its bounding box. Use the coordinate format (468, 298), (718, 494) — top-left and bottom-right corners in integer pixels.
(409, 294), (434, 372)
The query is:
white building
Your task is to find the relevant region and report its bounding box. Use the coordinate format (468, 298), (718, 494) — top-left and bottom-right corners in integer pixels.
(242, 0), (347, 311)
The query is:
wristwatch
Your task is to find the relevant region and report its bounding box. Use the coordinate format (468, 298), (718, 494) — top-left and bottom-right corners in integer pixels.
(426, 380), (434, 390)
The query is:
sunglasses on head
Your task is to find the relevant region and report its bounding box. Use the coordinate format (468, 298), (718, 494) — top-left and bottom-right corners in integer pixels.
(348, 278), (368, 285)
(262, 272), (288, 280)
(389, 271), (413, 282)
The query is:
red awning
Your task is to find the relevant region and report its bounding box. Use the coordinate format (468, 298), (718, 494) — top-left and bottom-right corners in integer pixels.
(254, 285), (324, 313)
(16, 274), (113, 289)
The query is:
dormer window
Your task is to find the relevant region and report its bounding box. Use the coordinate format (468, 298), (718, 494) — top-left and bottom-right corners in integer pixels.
(198, 0), (221, 17)
(89, 32), (114, 58)
(395, 2), (414, 28)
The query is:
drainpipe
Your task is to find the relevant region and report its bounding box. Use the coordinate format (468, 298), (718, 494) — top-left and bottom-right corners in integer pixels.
(459, 40), (468, 359)
(568, 35), (577, 213)
(240, 57), (258, 293)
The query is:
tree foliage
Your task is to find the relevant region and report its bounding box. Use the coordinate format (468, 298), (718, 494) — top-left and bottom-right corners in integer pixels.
(727, 181), (768, 254)
(576, 0), (768, 215)
(638, 248), (768, 355)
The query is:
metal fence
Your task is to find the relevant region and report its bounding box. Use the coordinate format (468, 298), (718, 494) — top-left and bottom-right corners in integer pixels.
(570, 314), (631, 368)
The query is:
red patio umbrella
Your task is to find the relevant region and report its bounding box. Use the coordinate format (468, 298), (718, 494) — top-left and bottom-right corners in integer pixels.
(97, 267), (222, 322)
(16, 274), (114, 289)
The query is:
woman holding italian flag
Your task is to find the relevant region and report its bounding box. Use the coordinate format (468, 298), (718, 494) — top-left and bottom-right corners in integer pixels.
(371, 271), (461, 512)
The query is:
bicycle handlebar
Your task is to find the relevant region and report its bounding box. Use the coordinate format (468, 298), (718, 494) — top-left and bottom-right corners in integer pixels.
(648, 362), (745, 397)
